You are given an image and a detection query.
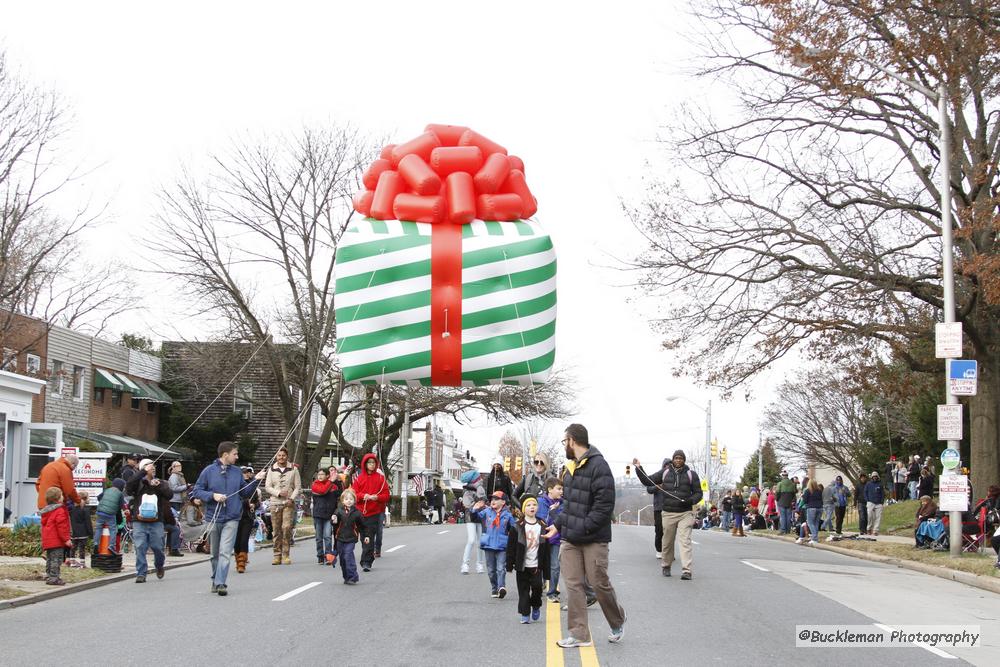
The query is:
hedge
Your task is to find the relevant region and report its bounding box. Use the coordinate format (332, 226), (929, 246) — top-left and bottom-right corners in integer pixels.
(0, 525), (43, 558)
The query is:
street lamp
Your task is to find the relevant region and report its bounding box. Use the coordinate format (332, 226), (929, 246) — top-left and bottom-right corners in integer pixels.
(796, 48), (959, 555)
(665, 395), (712, 502)
(617, 509), (632, 525)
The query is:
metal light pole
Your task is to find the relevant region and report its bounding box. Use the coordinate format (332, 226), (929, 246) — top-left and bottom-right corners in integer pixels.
(638, 503), (653, 527)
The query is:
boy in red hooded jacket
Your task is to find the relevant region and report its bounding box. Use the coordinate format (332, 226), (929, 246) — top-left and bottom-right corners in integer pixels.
(40, 486), (72, 586)
(351, 453), (389, 572)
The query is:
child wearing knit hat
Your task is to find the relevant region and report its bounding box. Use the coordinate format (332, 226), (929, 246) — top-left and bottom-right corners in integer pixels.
(506, 495), (550, 624)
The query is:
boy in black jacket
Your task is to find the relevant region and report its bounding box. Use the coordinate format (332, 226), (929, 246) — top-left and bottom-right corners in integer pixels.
(506, 496), (550, 624)
(332, 489), (363, 584)
(69, 491), (93, 565)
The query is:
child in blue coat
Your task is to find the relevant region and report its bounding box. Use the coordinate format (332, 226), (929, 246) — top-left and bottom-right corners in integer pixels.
(471, 490), (516, 598)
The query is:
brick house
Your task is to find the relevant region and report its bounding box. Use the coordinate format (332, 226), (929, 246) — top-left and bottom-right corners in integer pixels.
(0, 312), (48, 422)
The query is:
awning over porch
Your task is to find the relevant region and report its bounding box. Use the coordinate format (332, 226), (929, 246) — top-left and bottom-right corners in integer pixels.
(93, 368), (125, 392)
(62, 427), (194, 461)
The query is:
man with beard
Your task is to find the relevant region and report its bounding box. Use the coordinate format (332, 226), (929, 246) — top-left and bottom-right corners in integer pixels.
(546, 424), (626, 648)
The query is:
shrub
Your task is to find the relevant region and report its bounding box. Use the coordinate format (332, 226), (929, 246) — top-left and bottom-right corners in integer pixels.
(0, 525), (43, 557)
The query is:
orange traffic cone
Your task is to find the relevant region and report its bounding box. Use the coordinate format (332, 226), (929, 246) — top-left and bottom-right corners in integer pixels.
(97, 527), (111, 555)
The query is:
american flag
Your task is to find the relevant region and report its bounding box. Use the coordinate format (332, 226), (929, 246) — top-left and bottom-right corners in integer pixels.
(412, 474), (424, 496)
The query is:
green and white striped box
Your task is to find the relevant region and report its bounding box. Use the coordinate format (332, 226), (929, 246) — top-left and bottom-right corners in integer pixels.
(335, 218), (557, 386)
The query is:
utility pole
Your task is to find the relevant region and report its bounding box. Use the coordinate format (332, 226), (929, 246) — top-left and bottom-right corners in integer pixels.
(758, 432), (764, 490)
(705, 399), (712, 504)
(401, 394), (411, 521)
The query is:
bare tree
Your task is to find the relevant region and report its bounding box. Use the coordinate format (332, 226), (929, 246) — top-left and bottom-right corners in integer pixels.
(0, 51), (134, 358)
(149, 125), (373, 468)
(627, 1), (1000, 491)
(762, 366), (880, 487)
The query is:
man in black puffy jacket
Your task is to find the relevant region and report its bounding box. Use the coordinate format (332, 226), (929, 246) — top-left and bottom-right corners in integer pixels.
(547, 423), (626, 649)
(634, 450), (702, 580)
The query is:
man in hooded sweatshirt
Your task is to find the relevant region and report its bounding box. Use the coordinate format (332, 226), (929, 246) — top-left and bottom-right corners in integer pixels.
(634, 450), (702, 580)
(351, 453), (390, 572)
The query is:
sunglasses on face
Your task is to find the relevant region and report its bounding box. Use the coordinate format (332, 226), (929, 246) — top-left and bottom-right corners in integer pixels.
(533, 460), (545, 465)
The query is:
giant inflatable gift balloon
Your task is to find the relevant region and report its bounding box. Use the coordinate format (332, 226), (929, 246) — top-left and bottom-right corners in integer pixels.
(335, 124), (556, 386)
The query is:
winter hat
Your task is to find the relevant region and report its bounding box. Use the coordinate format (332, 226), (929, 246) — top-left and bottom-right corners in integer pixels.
(672, 450), (686, 462)
(111, 478), (125, 490)
(138, 458), (154, 473)
(460, 469), (481, 485)
(521, 496), (538, 510)
(492, 456), (504, 468)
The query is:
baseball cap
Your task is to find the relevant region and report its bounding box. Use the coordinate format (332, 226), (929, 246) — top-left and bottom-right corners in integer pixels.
(490, 491), (506, 501)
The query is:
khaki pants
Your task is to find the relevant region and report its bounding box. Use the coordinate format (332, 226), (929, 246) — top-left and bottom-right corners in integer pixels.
(271, 501), (295, 557)
(561, 541), (625, 642)
(661, 510), (694, 572)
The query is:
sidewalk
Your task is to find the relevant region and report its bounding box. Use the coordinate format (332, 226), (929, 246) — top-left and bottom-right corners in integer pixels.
(0, 550), (211, 610)
(747, 528), (1000, 596)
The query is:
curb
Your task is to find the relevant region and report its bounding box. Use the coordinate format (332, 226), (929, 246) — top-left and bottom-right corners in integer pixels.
(749, 531), (1000, 596)
(0, 554), (211, 611)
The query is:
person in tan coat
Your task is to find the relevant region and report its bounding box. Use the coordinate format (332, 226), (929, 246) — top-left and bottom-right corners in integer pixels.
(264, 448), (301, 564)
(36, 453), (81, 509)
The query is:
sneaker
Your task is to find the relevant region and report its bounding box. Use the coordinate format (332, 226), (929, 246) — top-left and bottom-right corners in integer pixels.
(680, 571), (692, 580)
(318, 557), (325, 564)
(460, 563), (470, 575)
(45, 578), (65, 586)
(344, 579), (357, 585)
(556, 636), (593, 648)
(561, 603), (568, 611)
(520, 615), (531, 624)
(586, 595), (597, 607)
(795, 537), (804, 544)
(498, 587), (507, 599)
(169, 550), (184, 557)
(362, 566), (371, 572)
(655, 551), (662, 559)
(826, 535), (835, 542)
(491, 590), (500, 598)
(211, 584), (219, 593)
(135, 575), (146, 583)
(662, 565), (671, 577)
(216, 585), (228, 596)
(608, 609), (627, 643)
(282, 556), (291, 565)
(155, 567), (165, 579)
(531, 607), (541, 622)
(476, 563), (486, 574)
(374, 551), (381, 558)
(808, 540), (818, 545)
(547, 594), (559, 603)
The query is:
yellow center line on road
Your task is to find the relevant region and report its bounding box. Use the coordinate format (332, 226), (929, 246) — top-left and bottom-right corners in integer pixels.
(545, 598), (564, 667)
(579, 642), (600, 667)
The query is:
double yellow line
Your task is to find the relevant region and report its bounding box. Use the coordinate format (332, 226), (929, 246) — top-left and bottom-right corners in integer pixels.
(545, 598), (600, 667)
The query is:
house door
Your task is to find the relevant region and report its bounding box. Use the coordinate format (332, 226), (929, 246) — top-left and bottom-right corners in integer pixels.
(15, 423), (63, 516)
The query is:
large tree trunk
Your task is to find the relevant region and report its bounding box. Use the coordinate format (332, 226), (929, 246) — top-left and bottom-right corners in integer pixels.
(970, 354), (1000, 495)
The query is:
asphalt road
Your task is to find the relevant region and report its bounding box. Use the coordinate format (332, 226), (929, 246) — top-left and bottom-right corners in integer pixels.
(0, 523), (996, 666)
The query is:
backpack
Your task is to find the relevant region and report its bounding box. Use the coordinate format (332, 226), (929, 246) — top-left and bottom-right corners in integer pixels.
(137, 493), (160, 522)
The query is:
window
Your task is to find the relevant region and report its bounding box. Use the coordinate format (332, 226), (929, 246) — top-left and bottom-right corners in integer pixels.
(130, 397), (140, 411)
(1, 348), (16, 372)
(234, 383), (253, 420)
(146, 401), (156, 414)
(93, 387), (105, 405)
(111, 388), (122, 408)
(51, 360), (64, 396)
(72, 365), (84, 400)
(26, 353), (41, 374)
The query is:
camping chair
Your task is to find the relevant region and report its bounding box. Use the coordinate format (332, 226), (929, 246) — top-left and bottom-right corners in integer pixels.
(961, 503), (987, 553)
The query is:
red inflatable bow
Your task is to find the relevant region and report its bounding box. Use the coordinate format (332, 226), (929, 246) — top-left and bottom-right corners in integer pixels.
(353, 124), (537, 223)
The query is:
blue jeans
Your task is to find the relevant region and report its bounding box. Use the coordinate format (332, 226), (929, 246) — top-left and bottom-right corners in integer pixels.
(485, 548), (507, 592)
(463, 521), (485, 568)
(132, 522), (165, 577)
(908, 481), (918, 500)
(721, 511), (732, 531)
(806, 508), (821, 541)
(821, 504), (834, 531)
(207, 519), (240, 586)
(337, 540), (358, 582)
(94, 512), (118, 553)
(314, 518), (332, 560)
(779, 506), (794, 534)
(165, 523), (180, 550)
(547, 542), (560, 595)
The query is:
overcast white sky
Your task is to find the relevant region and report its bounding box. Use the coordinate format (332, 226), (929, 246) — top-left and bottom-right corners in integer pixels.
(4, 1), (787, 480)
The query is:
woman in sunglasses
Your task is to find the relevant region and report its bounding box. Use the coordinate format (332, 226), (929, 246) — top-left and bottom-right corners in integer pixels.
(514, 452), (551, 510)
